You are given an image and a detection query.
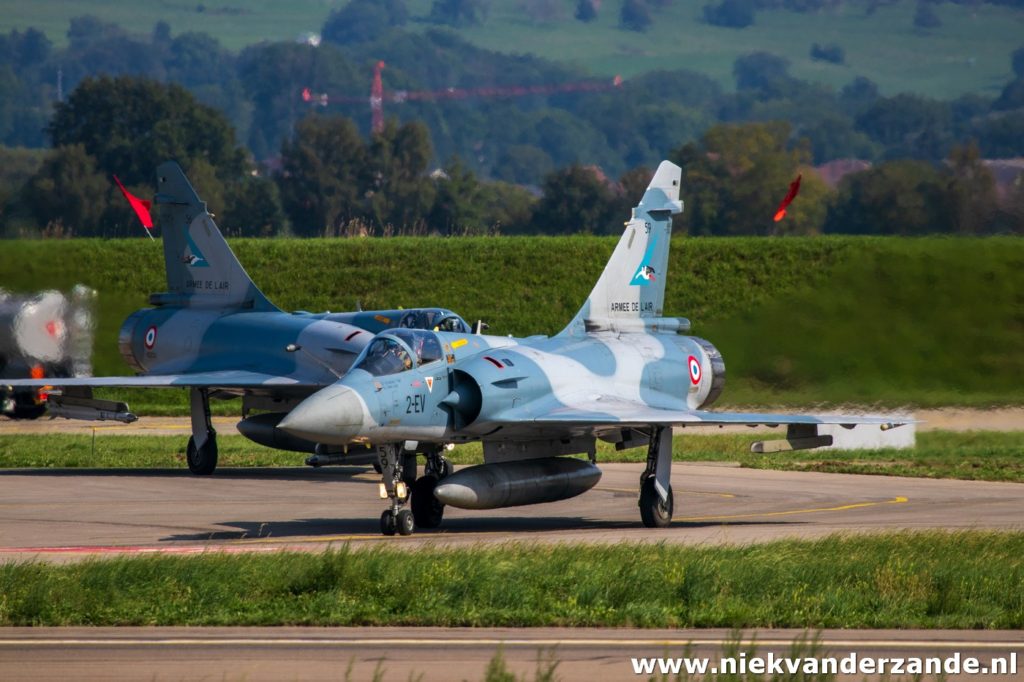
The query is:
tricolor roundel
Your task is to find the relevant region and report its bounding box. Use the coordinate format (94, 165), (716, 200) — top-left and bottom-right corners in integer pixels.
(687, 355), (702, 385)
(144, 325), (158, 350)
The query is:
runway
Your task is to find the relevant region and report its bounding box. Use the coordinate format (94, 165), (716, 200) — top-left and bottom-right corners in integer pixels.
(0, 626), (1021, 681)
(0, 462), (1021, 561)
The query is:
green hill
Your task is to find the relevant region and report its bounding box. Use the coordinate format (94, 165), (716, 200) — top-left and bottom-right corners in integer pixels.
(1, 235), (1021, 409)
(0, 1), (1021, 99)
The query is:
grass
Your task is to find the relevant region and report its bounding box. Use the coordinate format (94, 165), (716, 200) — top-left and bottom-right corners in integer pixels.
(3, 430), (1023, 483)
(1, 532), (1022, 627)
(1, 236), (1022, 410)
(0, 1), (1020, 98)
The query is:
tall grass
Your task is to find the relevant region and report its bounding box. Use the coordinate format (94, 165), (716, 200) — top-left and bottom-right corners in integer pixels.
(1, 532), (1021, 628)
(1, 236), (1021, 408)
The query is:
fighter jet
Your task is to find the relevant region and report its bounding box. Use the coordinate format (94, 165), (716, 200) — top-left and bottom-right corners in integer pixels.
(278, 160), (904, 535)
(4, 162), (474, 474)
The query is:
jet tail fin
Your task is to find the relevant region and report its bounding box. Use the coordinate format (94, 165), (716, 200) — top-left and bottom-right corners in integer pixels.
(558, 160), (683, 337)
(153, 162), (277, 311)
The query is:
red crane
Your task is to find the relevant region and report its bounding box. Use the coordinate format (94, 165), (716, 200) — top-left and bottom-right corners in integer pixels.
(303, 60), (624, 133)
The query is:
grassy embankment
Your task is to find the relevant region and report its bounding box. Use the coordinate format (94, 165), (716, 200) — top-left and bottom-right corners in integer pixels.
(3, 430), (1022, 483)
(1, 0), (1020, 98)
(1, 532), (1021, 628)
(1, 236), (1021, 414)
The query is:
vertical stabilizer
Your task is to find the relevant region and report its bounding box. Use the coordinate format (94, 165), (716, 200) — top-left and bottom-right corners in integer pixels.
(154, 162), (277, 311)
(559, 160), (683, 336)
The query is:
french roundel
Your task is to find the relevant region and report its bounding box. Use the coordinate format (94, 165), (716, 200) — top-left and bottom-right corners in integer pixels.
(687, 355), (702, 385)
(144, 325), (158, 350)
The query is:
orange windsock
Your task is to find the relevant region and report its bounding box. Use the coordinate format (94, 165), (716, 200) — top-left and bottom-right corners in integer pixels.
(773, 174), (802, 222)
(113, 175), (154, 229)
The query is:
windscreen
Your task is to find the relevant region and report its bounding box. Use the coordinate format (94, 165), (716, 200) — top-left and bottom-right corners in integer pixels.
(390, 329), (443, 366)
(399, 309), (470, 334)
(354, 337), (415, 376)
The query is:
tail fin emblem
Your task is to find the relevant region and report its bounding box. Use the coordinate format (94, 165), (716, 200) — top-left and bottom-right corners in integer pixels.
(183, 231), (210, 268)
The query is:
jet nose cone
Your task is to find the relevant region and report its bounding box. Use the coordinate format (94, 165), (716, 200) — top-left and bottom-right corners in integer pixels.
(278, 384), (369, 445)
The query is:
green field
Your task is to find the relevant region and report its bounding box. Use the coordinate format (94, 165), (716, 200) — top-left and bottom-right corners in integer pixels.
(1, 236), (1021, 410)
(0, 0), (1020, 98)
(2, 532), (1021, 627)
(3, 431), (1022, 483)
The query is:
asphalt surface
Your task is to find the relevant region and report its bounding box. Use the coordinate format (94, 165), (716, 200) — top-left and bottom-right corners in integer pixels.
(0, 462), (1021, 561)
(1, 463), (1022, 681)
(0, 627), (1021, 681)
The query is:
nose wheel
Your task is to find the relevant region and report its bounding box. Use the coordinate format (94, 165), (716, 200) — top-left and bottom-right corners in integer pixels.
(376, 444), (419, 536)
(376, 444), (453, 535)
(380, 508), (414, 536)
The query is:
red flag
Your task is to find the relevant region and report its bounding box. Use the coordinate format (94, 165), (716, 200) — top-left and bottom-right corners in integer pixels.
(773, 174), (802, 222)
(113, 175), (154, 229)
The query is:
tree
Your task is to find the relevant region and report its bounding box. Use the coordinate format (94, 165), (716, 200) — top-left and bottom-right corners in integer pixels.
(366, 120), (436, 233)
(703, 0), (755, 28)
(223, 175), (288, 237)
(322, 0), (408, 45)
(427, 157), (485, 234)
(810, 43), (844, 64)
(733, 52), (794, 97)
(620, 0), (652, 32)
(238, 41), (360, 159)
(428, 0), (488, 27)
(670, 122), (825, 236)
(494, 145), (555, 185)
(825, 160), (949, 235)
(20, 144), (109, 236)
(277, 114), (367, 237)
(1013, 46), (1024, 78)
(913, 1), (942, 29)
(944, 142), (997, 235)
(48, 76), (245, 186)
(855, 94), (953, 160)
(575, 0), (598, 22)
(531, 165), (615, 234)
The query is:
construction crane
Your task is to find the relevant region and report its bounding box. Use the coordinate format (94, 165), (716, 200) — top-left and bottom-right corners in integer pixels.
(302, 60), (624, 133)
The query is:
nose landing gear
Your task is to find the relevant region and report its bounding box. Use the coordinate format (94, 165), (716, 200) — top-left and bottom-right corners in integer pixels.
(377, 443), (453, 536)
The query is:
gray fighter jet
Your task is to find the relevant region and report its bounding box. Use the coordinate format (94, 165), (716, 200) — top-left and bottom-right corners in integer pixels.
(278, 160), (904, 535)
(4, 162), (473, 474)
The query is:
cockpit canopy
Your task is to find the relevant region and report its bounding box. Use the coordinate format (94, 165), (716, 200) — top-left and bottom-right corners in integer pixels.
(354, 329), (444, 377)
(399, 308), (470, 334)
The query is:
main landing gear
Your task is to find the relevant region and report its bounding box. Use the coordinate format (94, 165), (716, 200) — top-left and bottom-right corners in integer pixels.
(187, 388), (218, 475)
(638, 426), (673, 528)
(377, 443), (453, 536)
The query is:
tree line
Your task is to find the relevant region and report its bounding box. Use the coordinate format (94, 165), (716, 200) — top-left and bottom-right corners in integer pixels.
(1, 75), (1021, 238)
(0, 12), (1023, 186)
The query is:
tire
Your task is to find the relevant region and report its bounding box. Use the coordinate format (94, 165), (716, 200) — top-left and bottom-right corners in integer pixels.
(639, 477), (673, 528)
(372, 461), (383, 474)
(11, 403), (46, 420)
(411, 475), (445, 529)
(396, 508), (415, 536)
(438, 457), (454, 479)
(186, 434), (218, 475)
(10, 390), (45, 420)
(380, 510), (397, 536)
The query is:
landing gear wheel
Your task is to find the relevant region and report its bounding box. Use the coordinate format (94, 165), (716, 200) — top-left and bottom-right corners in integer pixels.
(411, 475), (445, 529)
(10, 403), (46, 420)
(372, 461), (383, 474)
(396, 509), (415, 536)
(380, 510), (397, 536)
(186, 434), (218, 475)
(639, 477), (673, 528)
(438, 457), (454, 479)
